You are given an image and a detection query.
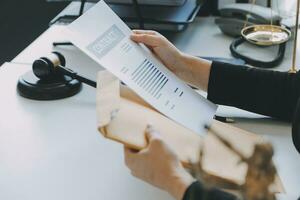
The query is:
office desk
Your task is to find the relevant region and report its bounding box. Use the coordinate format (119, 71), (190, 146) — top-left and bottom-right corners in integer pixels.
(0, 63), (173, 200)
(7, 17), (300, 198)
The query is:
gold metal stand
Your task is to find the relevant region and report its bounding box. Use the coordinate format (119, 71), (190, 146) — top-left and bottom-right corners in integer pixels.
(240, 0), (300, 71)
(289, 0), (300, 73)
(241, 0), (291, 47)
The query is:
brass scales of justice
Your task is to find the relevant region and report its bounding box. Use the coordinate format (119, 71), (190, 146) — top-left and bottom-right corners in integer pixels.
(241, 0), (299, 73)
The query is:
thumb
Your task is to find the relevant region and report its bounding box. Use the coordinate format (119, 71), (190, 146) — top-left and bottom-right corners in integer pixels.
(145, 124), (161, 142)
(130, 34), (161, 48)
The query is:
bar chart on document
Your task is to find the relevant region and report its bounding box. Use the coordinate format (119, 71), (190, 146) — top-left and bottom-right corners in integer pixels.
(87, 28), (193, 112)
(67, 1), (217, 135)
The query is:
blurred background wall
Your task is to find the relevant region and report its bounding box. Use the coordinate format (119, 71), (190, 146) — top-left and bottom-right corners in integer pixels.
(0, 0), (67, 65)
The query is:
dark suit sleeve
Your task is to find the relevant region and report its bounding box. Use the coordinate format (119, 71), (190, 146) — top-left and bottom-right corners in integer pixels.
(207, 62), (300, 121)
(183, 181), (238, 200)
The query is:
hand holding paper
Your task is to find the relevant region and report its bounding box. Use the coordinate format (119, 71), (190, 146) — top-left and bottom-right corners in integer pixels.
(65, 2), (284, 195)
(67, 1), (217, 135)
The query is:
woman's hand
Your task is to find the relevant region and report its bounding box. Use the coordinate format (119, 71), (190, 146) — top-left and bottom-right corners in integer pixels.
(131, 30), (185, 75)
(124, 125), (195, 200)
(130, 30), (212, 91)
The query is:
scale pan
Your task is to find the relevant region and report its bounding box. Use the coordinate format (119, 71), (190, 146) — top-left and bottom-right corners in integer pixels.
(241, 25), (291, 46)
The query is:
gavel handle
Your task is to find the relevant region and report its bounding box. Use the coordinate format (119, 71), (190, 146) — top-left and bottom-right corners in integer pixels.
(57, 65), (97, 88)
(74, 74), (96, 88)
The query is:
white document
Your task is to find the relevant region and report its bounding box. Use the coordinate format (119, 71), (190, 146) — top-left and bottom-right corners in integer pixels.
(66, 1), (217, 135)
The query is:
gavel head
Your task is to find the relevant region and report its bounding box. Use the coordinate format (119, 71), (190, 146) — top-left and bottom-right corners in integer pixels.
(32, 52), (66, 80)
(17, 51), (82, 100)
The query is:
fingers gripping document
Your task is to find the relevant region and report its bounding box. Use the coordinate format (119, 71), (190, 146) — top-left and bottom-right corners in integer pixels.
(66, 1), (217, 135)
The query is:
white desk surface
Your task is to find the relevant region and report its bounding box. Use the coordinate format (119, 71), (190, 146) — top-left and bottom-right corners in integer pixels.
(6, 17), (300, 199)
(0, 63), (173, 200)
